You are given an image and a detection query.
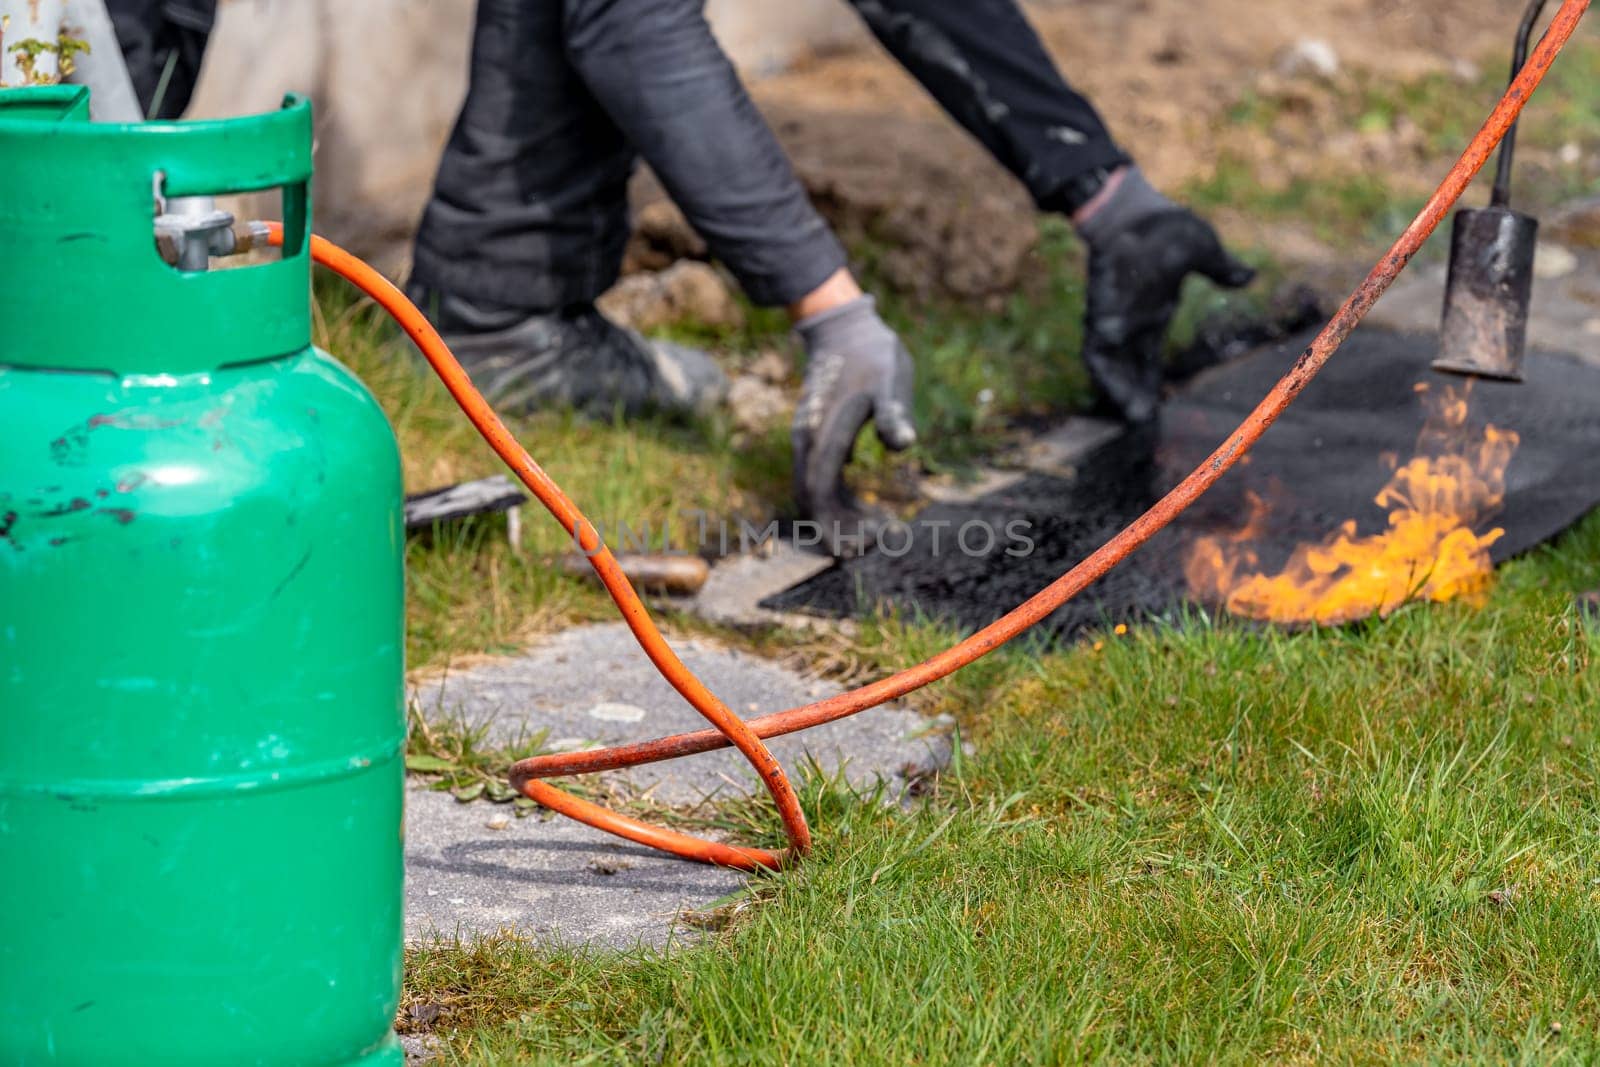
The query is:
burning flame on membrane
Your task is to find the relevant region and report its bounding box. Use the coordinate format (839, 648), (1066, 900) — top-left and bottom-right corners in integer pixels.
(1184, 382), (1519, 626)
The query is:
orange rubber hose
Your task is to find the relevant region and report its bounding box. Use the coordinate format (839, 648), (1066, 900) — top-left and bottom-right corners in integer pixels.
(273, 0), (1587, 872)
(269, 227), (805, 870)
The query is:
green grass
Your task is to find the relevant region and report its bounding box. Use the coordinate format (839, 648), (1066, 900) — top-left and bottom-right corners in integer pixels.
(403, 516), (1600, 1064)
(309, 37), (1600, 1062)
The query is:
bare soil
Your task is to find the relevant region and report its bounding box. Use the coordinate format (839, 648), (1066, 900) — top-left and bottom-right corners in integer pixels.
(628, 1), (1543, 301)
(759, 0), (1515, 187)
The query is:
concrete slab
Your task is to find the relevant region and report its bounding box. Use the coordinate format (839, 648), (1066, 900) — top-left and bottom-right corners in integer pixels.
(404, 782), (744, 948)
(406, 624), (952, 945)
(688, 542), (840, 631)
(920, 466), (1026, 505)
(1005, 416), (1124, 477)
(411, 623), (950, 806)
(917, 417), (1123, 508)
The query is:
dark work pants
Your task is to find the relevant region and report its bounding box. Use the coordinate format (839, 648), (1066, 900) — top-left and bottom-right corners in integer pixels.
(411, 0), (1129, 312)
(105, 0), (216, 120)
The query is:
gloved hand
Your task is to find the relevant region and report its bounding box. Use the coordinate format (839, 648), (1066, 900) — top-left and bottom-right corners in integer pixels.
(791, 295), (917, 557)
(1077, 167), (1257, 424)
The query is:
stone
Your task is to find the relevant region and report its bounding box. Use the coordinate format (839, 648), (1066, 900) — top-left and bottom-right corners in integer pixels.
(1276, 39), (1341, 81)
(400, 1032), (442, 1064)
(660, 261), (745, 329)
(748, 350), (793, 385)
(1534, 243), (1579, 282)
(596, 274), (670, 332)
(727, 375), (793, 436)
(597, 262), (744, 332)
(624, 197), (709, 274)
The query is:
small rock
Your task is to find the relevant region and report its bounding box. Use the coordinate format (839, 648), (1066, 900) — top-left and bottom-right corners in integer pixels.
(1534, 243), (1579, 281)
(588, 857), (632, 876)
(1451, 58), (1481, 84)
(401, 1032), (444, 1065)
(727, 375), (792, 436)
(596, 262), (744, 332)
(1551, 1021), (1564, 1036)
(485, 814), (510, 831)
(597, 273), (670, 332)
(1585, 319), (1600, 337)
(407, 1002), (444, 1027)
(587, 701), (648, 723)
(659, 261), (744, 329)
(1559, 142), (1583, 166)
(748, 350), (791, 385)
(1277, 39), (1340, 81)
(626, 198), (708, 272)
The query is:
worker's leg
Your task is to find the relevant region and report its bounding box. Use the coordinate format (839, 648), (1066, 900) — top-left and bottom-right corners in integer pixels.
(844, 0), (1128, 213)
(411, 0), (634, 311)
(408, 0), (725, 417)
(562, 0), (848, 308)
(848, 0), (1254, 424)
(104, 0), (216, 119)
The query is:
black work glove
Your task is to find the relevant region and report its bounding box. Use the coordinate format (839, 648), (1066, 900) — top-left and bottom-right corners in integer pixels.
(791, 295), (917, 557)
(1077, 168), (1257, 424)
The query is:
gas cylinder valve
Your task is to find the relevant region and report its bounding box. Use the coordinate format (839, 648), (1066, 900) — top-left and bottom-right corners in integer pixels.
(153, 210), (274, 270)
(152, 173), (274, 271)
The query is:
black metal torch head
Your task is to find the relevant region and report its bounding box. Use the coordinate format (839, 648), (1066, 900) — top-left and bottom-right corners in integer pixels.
(1433, 205), (1539, 382)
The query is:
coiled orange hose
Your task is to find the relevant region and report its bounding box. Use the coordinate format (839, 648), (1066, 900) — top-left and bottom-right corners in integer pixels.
(269, 0), (1588, 872)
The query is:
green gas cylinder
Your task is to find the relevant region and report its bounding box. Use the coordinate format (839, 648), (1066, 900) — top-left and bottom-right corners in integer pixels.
(0, 89), (405, 1065)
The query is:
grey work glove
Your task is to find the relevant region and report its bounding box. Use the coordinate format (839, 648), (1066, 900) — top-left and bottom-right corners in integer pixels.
(791, 295), (917, 557)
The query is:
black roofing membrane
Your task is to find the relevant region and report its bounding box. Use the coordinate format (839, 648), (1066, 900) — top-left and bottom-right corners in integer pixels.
(764, 327), (1600, 638)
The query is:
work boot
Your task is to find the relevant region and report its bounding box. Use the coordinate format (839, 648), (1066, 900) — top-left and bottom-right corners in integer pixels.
(404, 284), (728, 419)
(1075, 167), (1257, 424)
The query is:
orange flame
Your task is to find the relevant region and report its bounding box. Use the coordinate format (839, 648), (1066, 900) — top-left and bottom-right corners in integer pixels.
(1184, 383), (1520, 626)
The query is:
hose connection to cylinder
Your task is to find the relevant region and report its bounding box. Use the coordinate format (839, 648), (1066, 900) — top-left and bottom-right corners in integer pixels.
(152, 173), (274, 272)
(265, 0), (1588, 872)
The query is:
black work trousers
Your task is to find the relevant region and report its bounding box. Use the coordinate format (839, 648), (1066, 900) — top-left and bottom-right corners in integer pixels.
(105, 0), (216, 119)
(410, 0), (1128, 312)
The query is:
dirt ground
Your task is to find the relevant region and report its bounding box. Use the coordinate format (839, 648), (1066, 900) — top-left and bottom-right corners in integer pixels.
(627, 1), (1555, 302)
(760, 0), (1516, 186)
